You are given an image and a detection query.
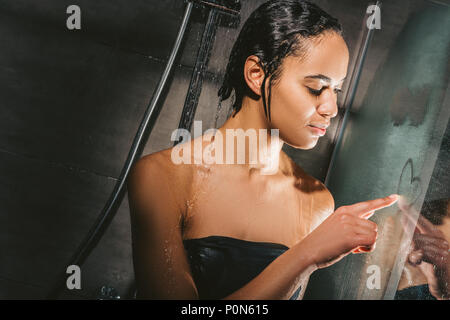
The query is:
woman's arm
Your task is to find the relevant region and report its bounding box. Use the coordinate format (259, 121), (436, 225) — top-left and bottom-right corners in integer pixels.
(223, 240), (317, 299)
(128, 154), (199, 299)
(225, 195), (400, 299)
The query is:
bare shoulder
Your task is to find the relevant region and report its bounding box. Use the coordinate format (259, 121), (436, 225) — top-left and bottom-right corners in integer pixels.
(283, 152), (335, 212)
(127, 147), (194, 217)
(307, 173), (335, 212)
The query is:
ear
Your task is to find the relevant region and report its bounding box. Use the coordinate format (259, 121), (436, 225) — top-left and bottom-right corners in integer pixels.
(244, 55), (266, 96)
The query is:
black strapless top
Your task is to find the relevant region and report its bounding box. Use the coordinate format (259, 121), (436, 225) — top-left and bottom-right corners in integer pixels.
(182, 235), (302, 300)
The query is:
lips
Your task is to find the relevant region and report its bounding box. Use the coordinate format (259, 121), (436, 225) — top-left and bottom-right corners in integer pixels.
(308, 123), (329, 129)
(307, 124), (327, 136)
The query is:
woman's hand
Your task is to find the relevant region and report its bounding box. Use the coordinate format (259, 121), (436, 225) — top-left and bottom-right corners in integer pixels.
(400, 201), (450, 300)
(301, 194), (399, 269)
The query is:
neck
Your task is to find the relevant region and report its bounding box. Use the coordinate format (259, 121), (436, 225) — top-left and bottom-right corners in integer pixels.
(215, 97), (288, 176)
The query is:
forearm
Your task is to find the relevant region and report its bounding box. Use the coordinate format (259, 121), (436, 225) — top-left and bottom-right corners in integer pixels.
(222, 241), (317, 300)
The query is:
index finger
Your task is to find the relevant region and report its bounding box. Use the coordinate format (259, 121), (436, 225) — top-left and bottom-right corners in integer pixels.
(342, 194), (399, 218)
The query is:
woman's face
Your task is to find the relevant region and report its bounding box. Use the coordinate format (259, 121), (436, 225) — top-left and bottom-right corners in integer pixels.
(268, 32), (349, 149)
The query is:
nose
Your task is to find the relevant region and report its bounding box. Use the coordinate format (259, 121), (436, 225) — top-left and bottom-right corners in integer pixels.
(317, 88), (339, 119)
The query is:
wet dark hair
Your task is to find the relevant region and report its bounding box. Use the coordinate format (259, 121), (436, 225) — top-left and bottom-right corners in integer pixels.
(218, 0), (343, 121)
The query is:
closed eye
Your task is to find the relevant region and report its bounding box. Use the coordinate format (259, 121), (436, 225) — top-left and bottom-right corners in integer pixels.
(307, 87), (325, 96)
(307, 86), (342, 97)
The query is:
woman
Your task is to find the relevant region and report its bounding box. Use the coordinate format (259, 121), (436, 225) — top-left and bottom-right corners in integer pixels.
(127, 0), (399, 299)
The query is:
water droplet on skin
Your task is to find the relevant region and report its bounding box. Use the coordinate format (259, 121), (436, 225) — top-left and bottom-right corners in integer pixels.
(186, 200), (194, 210)
(196, 169), (208, 179)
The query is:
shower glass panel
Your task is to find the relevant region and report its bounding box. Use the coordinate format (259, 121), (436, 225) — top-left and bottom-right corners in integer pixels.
(312, 0), (450, 299)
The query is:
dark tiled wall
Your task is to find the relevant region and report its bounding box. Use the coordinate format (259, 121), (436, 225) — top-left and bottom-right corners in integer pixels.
(0, 0), (188, 299)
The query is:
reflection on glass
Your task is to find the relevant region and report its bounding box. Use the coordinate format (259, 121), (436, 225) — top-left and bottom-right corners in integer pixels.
(395, 197), (450, 300)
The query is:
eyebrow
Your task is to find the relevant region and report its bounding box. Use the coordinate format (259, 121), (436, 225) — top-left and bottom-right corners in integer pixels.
(304, 74), (346, 83)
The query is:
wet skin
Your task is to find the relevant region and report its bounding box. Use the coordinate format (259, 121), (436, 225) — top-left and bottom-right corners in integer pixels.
(127, 32), (399, 299)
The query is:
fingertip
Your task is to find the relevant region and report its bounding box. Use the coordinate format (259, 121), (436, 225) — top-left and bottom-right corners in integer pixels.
(359, 246), (372, 253)
(388, 194), (399, 204)
(352, 248), (363, 254)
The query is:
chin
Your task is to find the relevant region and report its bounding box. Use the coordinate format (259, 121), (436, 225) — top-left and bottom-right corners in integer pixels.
(283, 137), (319, 150)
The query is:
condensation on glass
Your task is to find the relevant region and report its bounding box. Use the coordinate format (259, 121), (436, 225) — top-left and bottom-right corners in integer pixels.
(314, 0), (450, 299)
